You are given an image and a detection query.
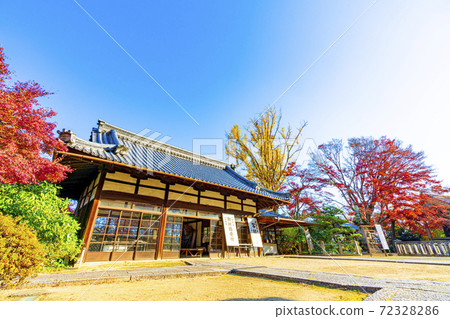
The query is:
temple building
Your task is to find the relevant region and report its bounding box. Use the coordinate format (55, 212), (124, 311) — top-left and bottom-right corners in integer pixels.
(56, 120), (310, 262)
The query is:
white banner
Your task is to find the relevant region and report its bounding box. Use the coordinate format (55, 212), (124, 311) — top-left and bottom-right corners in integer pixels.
(375, 224), (390, 250)
(305, 228), (314, 251)
(247, 217), (263, 248)
(222, 213), (239, 247)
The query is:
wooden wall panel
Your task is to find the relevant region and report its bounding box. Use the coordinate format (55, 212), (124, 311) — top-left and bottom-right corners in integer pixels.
(243, 205), (255, 213)
(200, 197), (224, 208)
(203, 190), (225, 200)
(138, 187), (166, 199)
(102, 180), (135, 193)
(106, 172), (137, 184)
(168, 192), (198, 203)
(243, 198), (256, 207)
(170, 183), (198, 195)
(227, 202), (241, 211)
(140, 178), (166, 189)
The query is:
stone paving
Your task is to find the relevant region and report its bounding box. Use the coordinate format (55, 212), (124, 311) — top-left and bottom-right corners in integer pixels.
(26, 265), (228, 287)
(285, 255), (450, 266)
(189, 259), (450, 301)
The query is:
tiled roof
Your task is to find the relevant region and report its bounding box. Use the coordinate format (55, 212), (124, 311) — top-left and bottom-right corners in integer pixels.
(64, 120), (290, 202)
(260, 210), (289, 218)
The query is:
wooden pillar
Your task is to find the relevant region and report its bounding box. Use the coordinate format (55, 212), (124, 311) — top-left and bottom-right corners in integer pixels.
(82, 171), (106, 262)
(221, 194), (227, 258)
(155, 183), (170, 260)
(361, 226), (373, 256)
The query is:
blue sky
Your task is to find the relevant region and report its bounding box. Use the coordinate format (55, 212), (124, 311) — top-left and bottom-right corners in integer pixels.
(2, 1), (450, 184)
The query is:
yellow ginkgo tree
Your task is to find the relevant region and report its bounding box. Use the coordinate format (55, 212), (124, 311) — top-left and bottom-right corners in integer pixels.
(226, 107), (305, 191)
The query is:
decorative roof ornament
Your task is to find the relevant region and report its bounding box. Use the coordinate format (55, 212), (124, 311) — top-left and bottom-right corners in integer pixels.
(114, 144), (130, 156)
(57, 129), (75, 144)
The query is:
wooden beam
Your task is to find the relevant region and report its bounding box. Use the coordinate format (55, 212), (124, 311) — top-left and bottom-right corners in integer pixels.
(155, 183), (170, 260)
(81, 171), (106, 263)
(134, 178), (140, 195)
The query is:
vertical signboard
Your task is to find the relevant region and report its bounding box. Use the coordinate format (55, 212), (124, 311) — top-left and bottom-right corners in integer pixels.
(222, 213), (239, 247)
(374, 224), (390, 250)
(304, 228), (314, 252)
(247, 217), (263, 248)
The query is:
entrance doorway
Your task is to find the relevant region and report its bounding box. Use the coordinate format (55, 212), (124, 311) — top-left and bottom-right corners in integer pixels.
(181, 218), (211, 257)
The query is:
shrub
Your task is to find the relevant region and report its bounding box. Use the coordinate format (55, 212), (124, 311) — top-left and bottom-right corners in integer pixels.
(308, 207), (361, 254)
(0, 213), (47, 288)
(0, 182), (82, 263)
(277, 228), (305, 255)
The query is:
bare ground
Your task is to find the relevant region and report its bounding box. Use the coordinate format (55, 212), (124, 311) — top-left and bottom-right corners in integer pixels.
(0, 275), (367, 301)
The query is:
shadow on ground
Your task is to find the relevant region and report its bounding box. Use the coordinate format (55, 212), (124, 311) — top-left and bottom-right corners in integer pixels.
(223, 297), (292, 301)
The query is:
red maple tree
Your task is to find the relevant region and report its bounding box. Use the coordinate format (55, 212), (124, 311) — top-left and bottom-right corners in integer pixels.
(306, 137), (449, 234)
(0, 45), (71, 184)
(282, 162), (329, 219)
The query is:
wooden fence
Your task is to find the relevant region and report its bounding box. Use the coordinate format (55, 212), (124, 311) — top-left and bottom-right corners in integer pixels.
(395, 240), (450, 256)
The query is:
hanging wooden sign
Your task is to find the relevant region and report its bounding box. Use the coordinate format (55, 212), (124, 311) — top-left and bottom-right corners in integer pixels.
(222, 213), (239, 247)
(375, 224), (390, 250)
(247, 217), (263, 248)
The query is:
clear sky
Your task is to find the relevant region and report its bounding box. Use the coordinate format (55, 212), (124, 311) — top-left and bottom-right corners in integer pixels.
(1, 1), (450, 185)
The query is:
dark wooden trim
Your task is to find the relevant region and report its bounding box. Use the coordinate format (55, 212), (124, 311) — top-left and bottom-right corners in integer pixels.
(100, 189), (246, 215)
(167, 200), (223, 213)
(133, 206), (143, 260)
(96, 204), (162, 214)
(104, 178), (137, 186)
(138, 183), (171, 192)
(273, 224), (278, 253)
(222, 195), (227, 257)
(110, 211), (123, 261)
(155, 183), (170, 260)
(100, 190), (165, 206)
(82, 171), (106, 262)
(134, 178), (140, 195)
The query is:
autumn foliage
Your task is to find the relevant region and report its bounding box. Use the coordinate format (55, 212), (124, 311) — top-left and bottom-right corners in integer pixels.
(226, 107), (305, 191)
(0, 45), (71, 184)
(0, 213), (47, 287)
(287, 136), (449, 234)
(282, 162), (328, 218)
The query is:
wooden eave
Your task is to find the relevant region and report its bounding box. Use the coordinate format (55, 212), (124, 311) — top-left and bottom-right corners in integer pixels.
(56, 150), (290, 209)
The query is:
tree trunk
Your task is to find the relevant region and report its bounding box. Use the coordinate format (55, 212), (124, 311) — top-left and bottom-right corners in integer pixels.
(390, 219), (396, 253)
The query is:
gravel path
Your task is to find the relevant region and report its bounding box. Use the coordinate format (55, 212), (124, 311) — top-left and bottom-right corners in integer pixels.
(285, 255), (450, 266)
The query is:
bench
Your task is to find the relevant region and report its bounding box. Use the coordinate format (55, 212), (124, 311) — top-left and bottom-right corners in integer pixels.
(180, 248), (204, 257)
